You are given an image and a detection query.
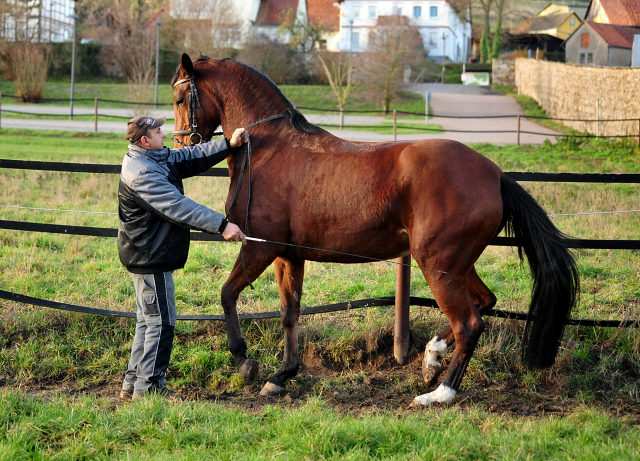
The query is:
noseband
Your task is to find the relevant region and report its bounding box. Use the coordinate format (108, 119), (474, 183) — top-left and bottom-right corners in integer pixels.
(172, 75), (220, 146)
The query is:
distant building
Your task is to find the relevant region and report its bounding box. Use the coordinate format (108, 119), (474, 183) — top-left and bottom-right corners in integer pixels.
(333, 0), (471, 63)
(509, 4), (583, 53)
(564, 0), (640, 66)
(0, 0), (76, 43)
(218, 0), (340, 50)
(565, 21), (640, 66)
(584, 0), (640, 27)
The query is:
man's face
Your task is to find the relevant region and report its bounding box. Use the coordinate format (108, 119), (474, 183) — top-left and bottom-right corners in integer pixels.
(141, 127), (165, 150)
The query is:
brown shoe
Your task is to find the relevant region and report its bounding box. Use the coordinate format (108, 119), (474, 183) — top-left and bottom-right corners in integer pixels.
(119, 388), (133, 400)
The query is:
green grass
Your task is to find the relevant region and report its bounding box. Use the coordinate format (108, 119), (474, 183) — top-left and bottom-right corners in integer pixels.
(0, 390), (638, 460)
(1, 131), (640, 458)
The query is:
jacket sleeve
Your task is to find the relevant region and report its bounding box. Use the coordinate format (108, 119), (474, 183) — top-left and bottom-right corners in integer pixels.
(128, 164), (226, 234)
(169, 137), (232, 179)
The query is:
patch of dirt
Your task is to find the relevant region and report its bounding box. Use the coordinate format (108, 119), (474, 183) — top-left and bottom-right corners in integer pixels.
(4, 347), (640, 423)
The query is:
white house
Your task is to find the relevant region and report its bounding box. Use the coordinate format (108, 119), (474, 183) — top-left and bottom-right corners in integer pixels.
(209, 0), (340, 50)
(333, 0), (471, 62)
(0, 0), (76, 43)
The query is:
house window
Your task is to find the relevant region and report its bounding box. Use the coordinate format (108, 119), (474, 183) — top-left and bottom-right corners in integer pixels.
(353, 5), (360, 18)
(579, 53), (585, 64)
(587, 52), (593, 64)
(351, 32), (360, 50)
(430, 6), (438, 17)
(429, 32), (438, 48)
(393, 6), (402, 16)
(570, 17), (575, 29)
(414, 6), (422, 18)
(368, 6), (376, 18)
(581, 33), (589, 47)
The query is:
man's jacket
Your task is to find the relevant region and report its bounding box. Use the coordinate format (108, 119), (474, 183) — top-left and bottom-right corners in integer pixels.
(118, 139), (231, 274)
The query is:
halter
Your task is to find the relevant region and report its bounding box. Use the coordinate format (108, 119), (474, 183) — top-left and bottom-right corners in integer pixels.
(172, 75), (220, 146)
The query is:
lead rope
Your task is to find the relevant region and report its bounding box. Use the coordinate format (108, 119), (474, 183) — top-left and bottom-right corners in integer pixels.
(225, 112), (289, 290)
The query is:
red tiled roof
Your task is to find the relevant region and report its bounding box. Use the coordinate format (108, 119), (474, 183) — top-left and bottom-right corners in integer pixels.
(595, 0), (640, 27)
(255, 0), (298, 25)
(307, 0), (340, 31)
(588, 21), (640, 48)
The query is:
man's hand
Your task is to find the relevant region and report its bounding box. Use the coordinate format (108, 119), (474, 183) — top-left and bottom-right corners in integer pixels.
(222, 222), (247, 244)
(229, 128), (246, 148)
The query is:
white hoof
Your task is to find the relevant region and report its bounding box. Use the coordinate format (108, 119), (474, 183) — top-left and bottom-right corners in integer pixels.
(410, 384), (457, 407)
(259, 382), (286, 396)
(424, 336), (448, 368)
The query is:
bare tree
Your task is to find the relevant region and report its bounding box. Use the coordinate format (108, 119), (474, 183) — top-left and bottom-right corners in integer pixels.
(278, 8), (328, 53)
(167, 0), (240, 57)
(316, 51), (353, 127)
(359, 17), (425, 114)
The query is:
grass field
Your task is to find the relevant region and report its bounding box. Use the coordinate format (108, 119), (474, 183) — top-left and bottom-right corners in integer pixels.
(1, 128), (639, 458)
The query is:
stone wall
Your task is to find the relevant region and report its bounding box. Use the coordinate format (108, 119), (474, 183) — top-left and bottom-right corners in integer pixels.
(515, 58), (640, 137)
(492, 57), (515, 86)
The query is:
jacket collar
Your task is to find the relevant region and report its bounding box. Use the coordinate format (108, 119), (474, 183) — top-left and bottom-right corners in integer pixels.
(128, 143), (170, 162)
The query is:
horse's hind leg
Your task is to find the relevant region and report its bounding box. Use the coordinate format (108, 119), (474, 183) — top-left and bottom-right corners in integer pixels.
(260, 257), (304, 396)
(422, 266), (496, 386)
(411, 269), (485, 406)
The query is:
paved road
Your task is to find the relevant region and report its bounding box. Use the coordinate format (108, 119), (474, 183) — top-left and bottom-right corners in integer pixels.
(0, 84), (561, 145)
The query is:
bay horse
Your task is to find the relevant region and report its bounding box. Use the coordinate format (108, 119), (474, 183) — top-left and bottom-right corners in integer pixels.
(171, 54), (579, 406)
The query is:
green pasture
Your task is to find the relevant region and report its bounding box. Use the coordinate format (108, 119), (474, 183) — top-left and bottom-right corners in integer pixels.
(0, 130), (639, 458)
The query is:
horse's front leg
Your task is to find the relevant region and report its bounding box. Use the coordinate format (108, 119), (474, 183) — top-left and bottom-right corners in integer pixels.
(221, 247), (277, 383)
(260, 257), (305, 396)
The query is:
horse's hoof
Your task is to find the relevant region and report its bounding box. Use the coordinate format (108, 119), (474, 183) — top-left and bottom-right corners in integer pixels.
(422, 363), (443, 387)
(239, 358), (259, 383)
(259, 382), (286, 396)
(410, 384), (457, 407)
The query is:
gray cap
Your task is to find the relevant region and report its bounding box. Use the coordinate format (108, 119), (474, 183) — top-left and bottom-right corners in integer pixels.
(125, 115), (166, 144)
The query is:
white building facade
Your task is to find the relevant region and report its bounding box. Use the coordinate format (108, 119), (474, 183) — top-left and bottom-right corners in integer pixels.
(334, 0), (471, 62)
(0, 0), (76, 43)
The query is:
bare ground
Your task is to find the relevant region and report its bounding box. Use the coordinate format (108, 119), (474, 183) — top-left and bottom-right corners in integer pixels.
(4, 346), (639, 423)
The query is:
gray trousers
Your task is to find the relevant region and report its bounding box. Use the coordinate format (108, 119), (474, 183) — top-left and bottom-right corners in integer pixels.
(122, 272), (177, 395)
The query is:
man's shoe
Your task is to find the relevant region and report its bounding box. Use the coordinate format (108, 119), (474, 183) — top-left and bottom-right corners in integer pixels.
(132, 387), (185, 402)
(119, 388), (133, 400)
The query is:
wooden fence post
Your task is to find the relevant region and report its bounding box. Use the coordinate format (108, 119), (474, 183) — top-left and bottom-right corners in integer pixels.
(94, 98), (98, 133)
(394, 254), (411, 365)
(393, 109), (397, 141)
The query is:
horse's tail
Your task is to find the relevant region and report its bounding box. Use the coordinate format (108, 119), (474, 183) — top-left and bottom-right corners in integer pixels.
(500, 174), (579, 369)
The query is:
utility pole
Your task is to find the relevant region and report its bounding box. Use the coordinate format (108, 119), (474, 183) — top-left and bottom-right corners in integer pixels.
(441, 33), (446, 83)
(69, 14), (78, 120)
(155, 21), (162, 109)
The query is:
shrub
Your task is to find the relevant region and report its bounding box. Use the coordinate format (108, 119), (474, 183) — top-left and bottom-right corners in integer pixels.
(0, 42), (50, 101)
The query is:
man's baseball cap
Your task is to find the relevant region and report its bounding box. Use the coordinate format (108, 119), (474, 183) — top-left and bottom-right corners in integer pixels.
(125, 115), (166, 144)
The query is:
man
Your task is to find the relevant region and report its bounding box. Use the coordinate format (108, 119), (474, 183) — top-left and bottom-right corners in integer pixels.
(118, 114), (246, 401)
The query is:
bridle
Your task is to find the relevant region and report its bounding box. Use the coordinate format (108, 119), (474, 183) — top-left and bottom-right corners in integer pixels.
(172, 75), (220, 146)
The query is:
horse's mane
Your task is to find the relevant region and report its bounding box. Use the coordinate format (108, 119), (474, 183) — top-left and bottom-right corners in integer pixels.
(171, 57), (318, 135)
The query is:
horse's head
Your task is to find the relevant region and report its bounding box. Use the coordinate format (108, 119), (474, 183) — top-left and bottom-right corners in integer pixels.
(171, 53), (222, 148)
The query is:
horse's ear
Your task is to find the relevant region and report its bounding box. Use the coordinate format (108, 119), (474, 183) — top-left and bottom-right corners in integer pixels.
(180, 53), (193, 77)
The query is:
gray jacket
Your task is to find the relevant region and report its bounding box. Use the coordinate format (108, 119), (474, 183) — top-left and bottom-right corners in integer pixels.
(118, 139), (231, 274)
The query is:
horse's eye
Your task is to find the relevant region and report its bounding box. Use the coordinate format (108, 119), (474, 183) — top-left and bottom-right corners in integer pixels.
(175, 98), (185, 107)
